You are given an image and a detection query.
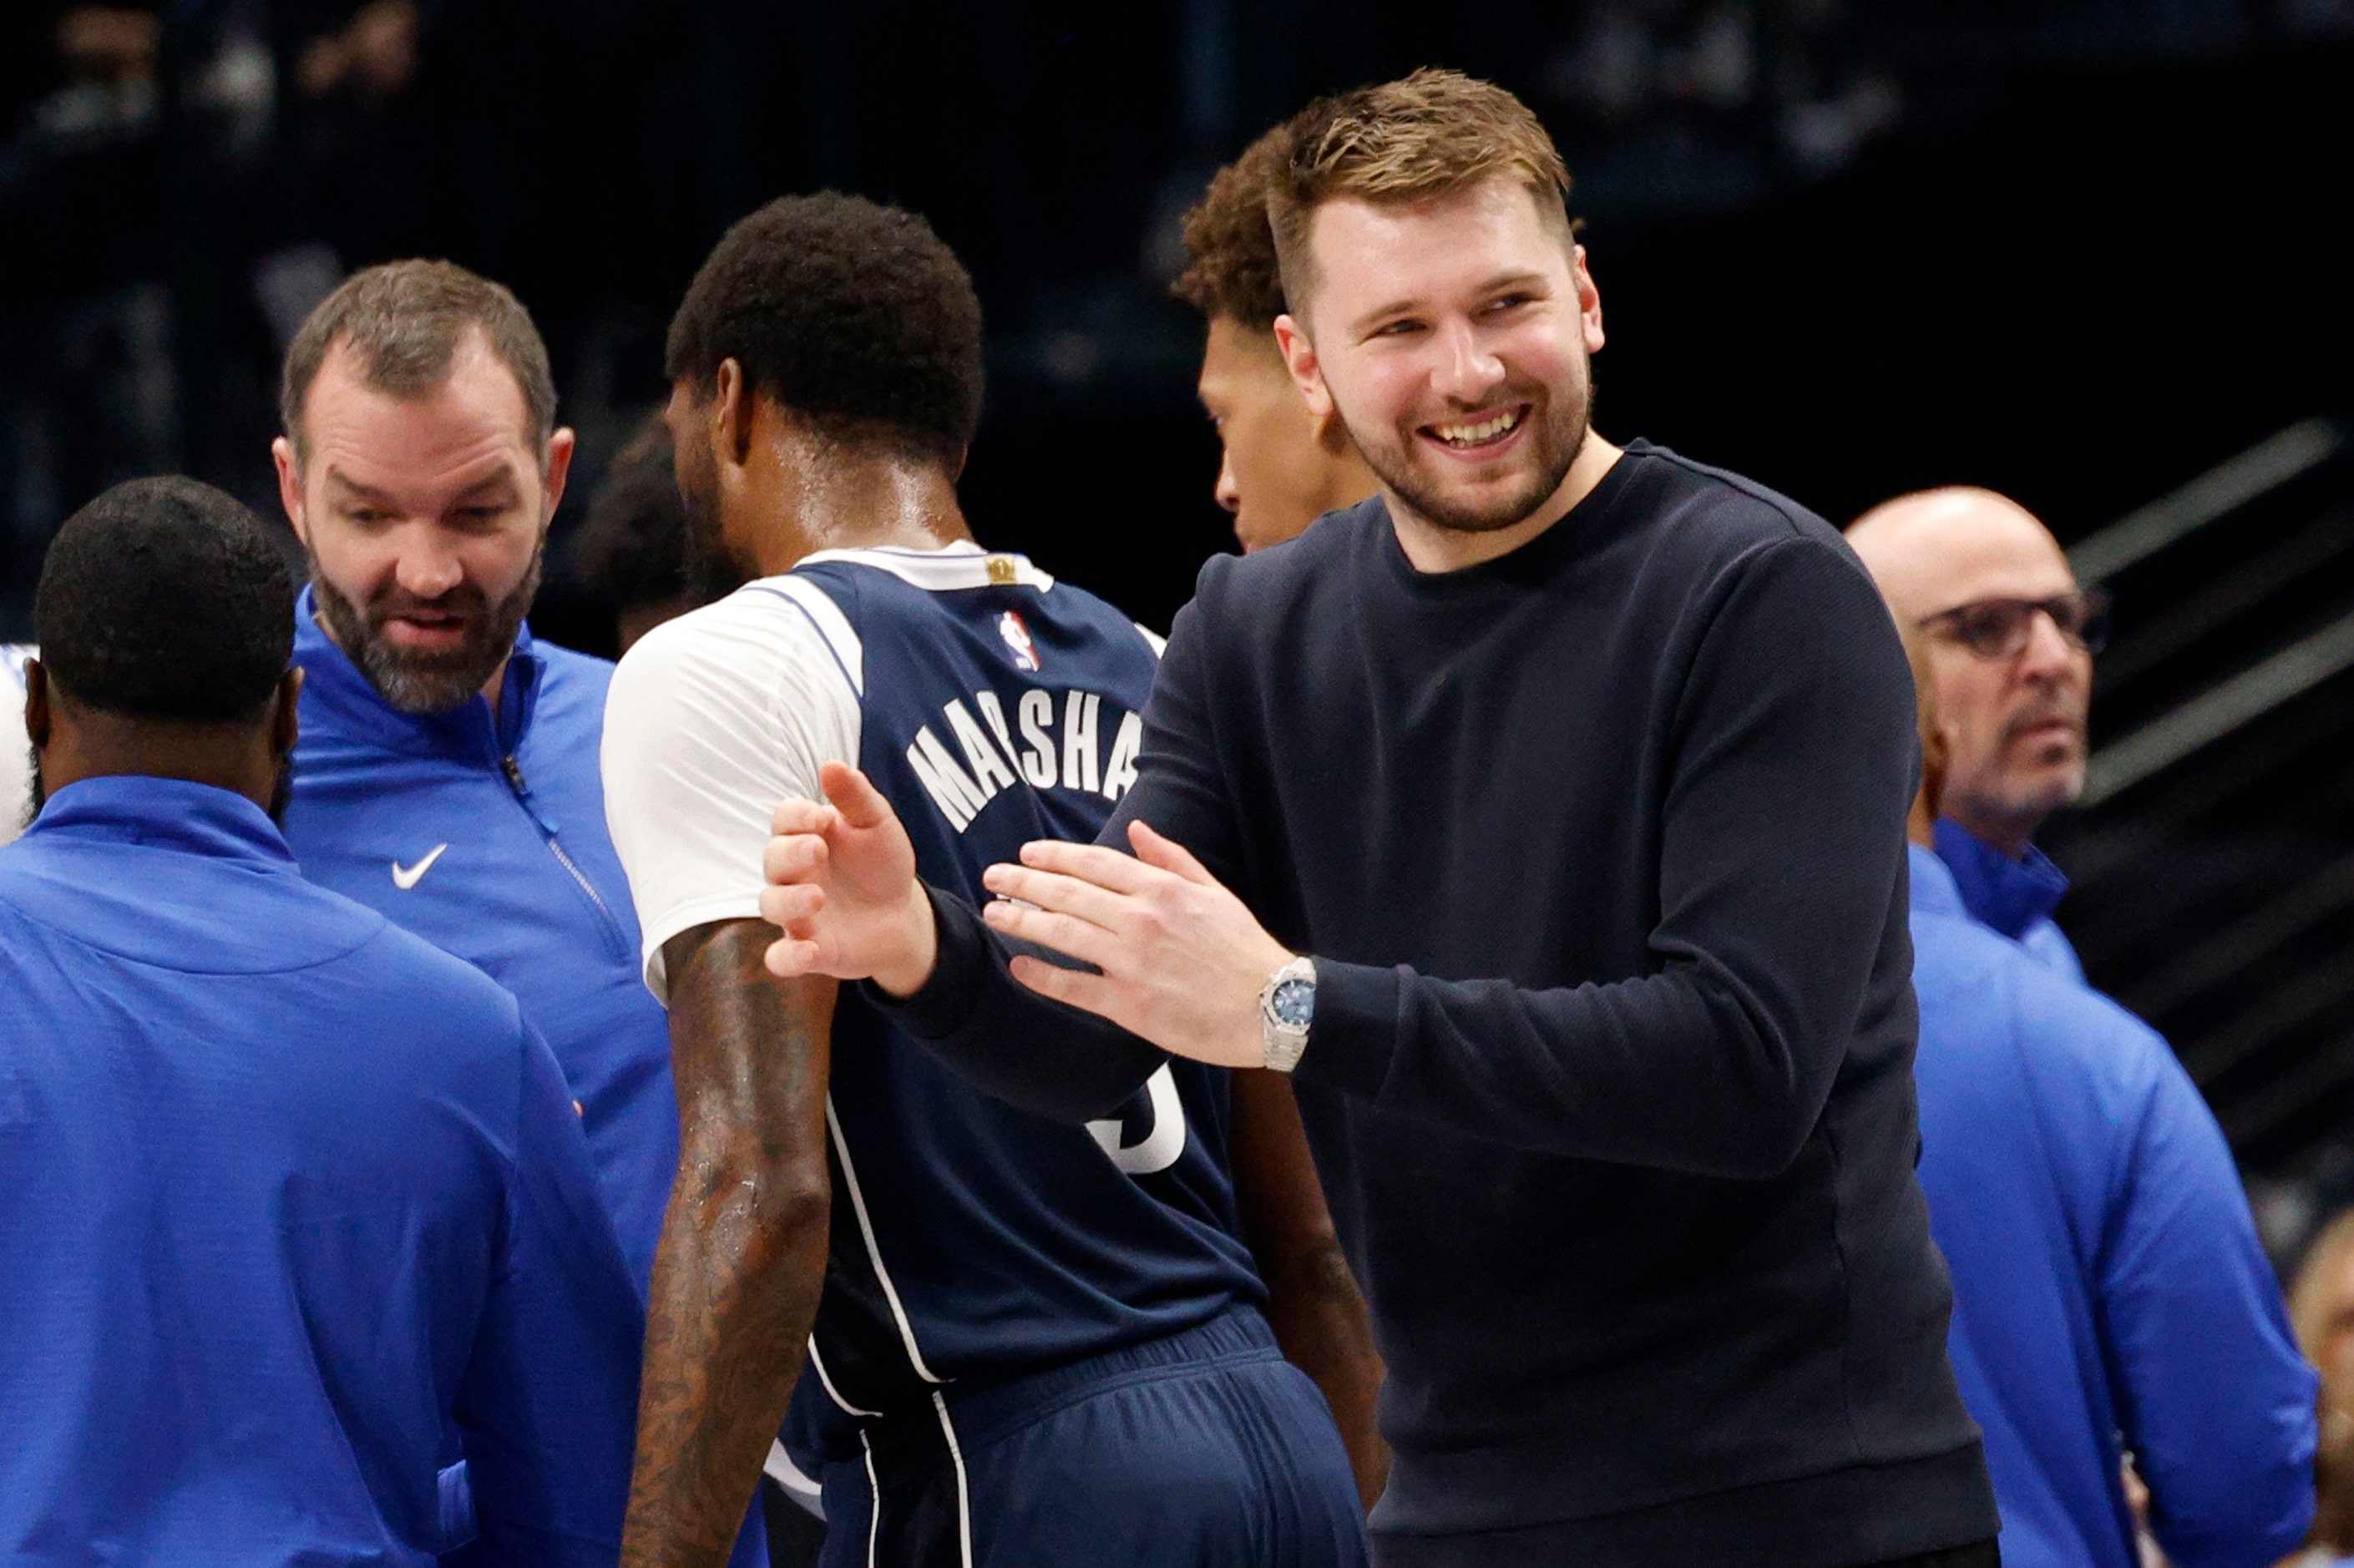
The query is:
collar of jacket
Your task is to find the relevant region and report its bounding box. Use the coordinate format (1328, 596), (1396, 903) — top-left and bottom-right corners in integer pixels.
(1906, 841), (1969, 921)
(23, 774), (296, 867)
(292, 584), (544, 765)
(1931, 815), (2068, 943)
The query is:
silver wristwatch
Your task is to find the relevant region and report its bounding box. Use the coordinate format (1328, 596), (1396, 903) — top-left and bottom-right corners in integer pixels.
(1258, 955), (1316, 1074)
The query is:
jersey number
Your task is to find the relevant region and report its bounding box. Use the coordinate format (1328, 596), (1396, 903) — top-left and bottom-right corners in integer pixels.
(1086, 1065), (1186, 1176)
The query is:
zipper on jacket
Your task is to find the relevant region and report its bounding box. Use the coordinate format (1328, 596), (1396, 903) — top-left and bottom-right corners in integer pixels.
(501, 753), (631, 959)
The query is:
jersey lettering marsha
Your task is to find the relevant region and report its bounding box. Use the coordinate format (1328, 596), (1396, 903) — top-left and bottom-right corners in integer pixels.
(599, 540), (1258, 1435)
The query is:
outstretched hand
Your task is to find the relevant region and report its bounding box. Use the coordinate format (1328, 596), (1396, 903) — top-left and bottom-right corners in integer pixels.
(758, 761), (938, 997)
(979, 819), (1293, 1069)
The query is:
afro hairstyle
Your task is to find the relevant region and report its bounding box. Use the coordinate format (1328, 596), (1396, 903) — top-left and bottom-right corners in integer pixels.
(665, 193), (984, 465)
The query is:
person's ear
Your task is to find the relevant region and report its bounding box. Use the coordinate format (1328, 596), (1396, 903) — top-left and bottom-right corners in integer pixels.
(1921, 713), (1950, 824)
(271, 667), (305, 760)
(950, 444), (969, 483)
(1273, 314), (1334, 423)
(1573, 244), (1606, 356)
(271, 436), (311, 549)
(539, 427), (577, 523)
(715, 358), (756, 468)
(23, 657), (48, 750)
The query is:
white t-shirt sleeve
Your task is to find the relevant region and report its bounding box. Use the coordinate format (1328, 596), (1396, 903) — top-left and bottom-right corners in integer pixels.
(0, 646), (35, 849)
(600, 585), (861, 1004)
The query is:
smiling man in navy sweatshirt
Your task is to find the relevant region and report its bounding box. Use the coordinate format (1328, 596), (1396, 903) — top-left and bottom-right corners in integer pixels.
(757, 68), (1997, 1568)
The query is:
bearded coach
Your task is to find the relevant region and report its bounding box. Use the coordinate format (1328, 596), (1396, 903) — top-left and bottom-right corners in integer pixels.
(758, 69), (1999, 1568)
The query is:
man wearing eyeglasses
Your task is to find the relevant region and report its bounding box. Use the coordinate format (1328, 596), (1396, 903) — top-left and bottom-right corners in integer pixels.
(1876, 612), (2315, 1568)
(1847, 488), (2106, 979)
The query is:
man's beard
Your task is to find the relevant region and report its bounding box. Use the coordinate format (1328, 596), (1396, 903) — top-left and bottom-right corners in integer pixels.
(1353, 362), (1593, 536)
(311, 544), (542, 715)
(675, 449), (752, 599)
(29, 746), (295, 826)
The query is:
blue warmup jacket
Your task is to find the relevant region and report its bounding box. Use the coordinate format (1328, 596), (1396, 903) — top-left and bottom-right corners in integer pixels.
(284, 599), (765, 1566)
(282, 592), (678, 1292)
(1908, 844), (2316, 1568)
(1934, 817), (2084, 982)
(0, 776), (643, 1565)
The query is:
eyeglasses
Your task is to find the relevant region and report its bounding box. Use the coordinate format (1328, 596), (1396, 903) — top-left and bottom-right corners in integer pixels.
(1917, 588), (2111, 661)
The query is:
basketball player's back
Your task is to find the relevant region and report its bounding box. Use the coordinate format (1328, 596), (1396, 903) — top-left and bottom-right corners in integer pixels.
(605, 538), (1369, 1567)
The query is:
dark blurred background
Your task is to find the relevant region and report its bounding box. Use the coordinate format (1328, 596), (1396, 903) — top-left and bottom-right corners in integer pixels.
(4, 0), (2352, 1252)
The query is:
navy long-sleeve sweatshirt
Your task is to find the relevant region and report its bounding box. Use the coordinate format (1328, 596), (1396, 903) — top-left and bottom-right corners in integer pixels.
(888, 441), (1998, 1564)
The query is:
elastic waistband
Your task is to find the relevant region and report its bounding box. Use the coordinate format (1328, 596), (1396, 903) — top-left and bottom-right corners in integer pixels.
(937, 1305), (1281, 1452)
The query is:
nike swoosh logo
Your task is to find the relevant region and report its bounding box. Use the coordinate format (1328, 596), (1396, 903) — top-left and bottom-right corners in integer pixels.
(391, 844), (450, 890)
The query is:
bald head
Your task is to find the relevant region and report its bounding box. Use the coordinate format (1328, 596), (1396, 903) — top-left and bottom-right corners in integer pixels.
(1846, 488), (2073, 623)
(1846, 487), (2093, 858)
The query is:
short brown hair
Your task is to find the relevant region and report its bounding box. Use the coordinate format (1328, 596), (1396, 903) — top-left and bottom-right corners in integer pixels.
(1171, 122), (1292, 331)
(1268, 68), (1575, 316)
(280, 259), (556, 463)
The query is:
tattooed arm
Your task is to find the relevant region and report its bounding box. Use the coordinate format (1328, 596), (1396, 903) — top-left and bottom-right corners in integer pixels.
(620, 919), (835, 1568)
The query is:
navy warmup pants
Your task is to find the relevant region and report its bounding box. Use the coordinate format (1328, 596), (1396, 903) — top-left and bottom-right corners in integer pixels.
(813, 1308), (1368, 1568)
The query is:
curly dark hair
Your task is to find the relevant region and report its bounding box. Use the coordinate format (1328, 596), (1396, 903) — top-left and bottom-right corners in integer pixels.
(665, 193), (984, 464)
(573, 414), (689, 610)
(36, 476), (294, 722)
(1170, 121), (1293, 330)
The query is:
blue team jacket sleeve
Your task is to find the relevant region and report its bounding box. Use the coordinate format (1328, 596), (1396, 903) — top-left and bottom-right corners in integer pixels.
(445, 1022), (645, 1566)
(2103, 1047), (2316, 1567)
(1297, 537), (1918, 1176)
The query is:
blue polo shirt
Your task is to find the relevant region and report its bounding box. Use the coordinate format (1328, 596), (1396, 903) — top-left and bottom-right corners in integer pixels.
(1933, 817), (2084, 982)
(0, 776), (643, 1565)
(281, 592), (678, 1292)
(1908, 843), (2316, 1568)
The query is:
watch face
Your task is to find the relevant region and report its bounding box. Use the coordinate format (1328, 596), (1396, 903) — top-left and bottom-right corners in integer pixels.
(1270, 977), (1314, 1029)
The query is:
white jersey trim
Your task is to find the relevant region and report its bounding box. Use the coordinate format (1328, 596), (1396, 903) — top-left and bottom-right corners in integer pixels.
(933, 1392), (975, 1568)
(763, 1439), (827, 1520)
(860, 1431), (883, 1568)
(744, 574), (866, 697)
(825, 1095), (945, 1384)
(799, 539), (1056, 595)
(807, 1337), (882, 1419)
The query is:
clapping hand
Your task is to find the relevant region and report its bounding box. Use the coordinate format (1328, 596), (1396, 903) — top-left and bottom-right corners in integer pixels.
(979, 821), (1292, 1070)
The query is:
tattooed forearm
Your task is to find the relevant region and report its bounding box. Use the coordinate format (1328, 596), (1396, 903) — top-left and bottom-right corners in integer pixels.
(621, 920), (837, 1568)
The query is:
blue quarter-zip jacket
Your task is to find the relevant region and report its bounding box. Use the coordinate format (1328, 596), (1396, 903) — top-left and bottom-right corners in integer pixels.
(283, 596), (765, 1566)
(0, 776), (643, 1565)
(1934, 817), (2084, 981)
(282, 590), (678, 1292)
(1909, 844), (2316, 1568)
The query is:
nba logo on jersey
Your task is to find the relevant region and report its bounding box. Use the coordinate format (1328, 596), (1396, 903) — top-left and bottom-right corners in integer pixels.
(999, 610), (1040, 672)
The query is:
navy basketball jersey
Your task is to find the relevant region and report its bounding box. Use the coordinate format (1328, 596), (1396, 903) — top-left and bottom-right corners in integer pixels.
(777, 546), (1263, 1456)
